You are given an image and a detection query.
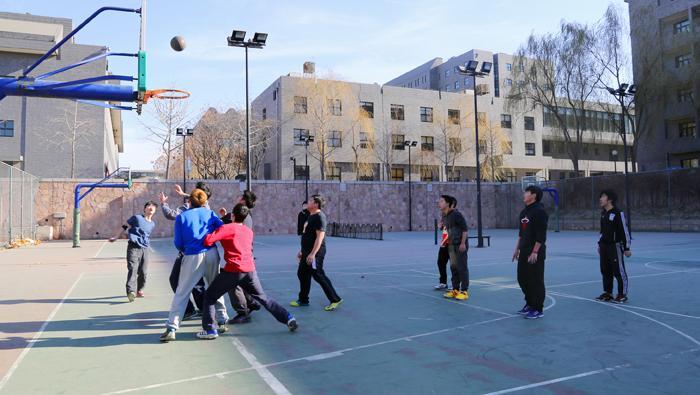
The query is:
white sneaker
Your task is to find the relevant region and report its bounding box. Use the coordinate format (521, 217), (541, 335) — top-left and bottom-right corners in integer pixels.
(434, 283), (448, 290)
(196, 330), (218, 340)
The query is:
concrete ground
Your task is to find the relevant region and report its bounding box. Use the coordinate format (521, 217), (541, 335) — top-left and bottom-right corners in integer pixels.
(1, 229), (699, 394)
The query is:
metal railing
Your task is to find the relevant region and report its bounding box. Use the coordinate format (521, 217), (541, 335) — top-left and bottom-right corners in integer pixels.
(328, 222), (383, 240)
(0, 162), (39, 246)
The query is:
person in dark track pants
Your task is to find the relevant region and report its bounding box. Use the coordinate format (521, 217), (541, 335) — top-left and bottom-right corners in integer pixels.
(596, 189), (632, 304)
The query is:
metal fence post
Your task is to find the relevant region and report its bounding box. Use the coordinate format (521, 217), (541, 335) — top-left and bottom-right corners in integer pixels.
(20, 171), (25, 239)
(8, 168), (12, 242)
(667, 170), (672, 232)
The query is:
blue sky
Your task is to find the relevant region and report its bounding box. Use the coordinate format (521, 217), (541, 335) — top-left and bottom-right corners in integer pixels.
(2, 0), (630, 170)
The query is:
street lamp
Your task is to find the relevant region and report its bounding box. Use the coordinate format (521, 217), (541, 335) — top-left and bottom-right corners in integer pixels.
(457, 60), (492, 248)
(300, 135), (314, 201)
(175, 127), (193, 192)
(611, 149), (618, 173)
(606, 83), (635, 236)
(227, 29), (268, 191)
(404, 140), (418, 231)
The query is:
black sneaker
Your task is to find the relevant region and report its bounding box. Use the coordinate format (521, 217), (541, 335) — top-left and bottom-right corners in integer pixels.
(227, 314), (252, 325)
(612, 294), (628, 304)
(287, 314), (298, 332)
(249, 302), (261, 312)
(183, 311), (202, 321)
(160, 329), (176, 342)
(216, 322), (228, 334)
(595, 293), (613, 302)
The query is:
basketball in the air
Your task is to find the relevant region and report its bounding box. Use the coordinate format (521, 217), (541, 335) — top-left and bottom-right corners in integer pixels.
(170, 36), (186, 52)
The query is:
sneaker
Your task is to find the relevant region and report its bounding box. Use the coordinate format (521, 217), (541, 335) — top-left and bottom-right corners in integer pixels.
(324, 299), (343, 311)
(595, 292), (613, 302)
(455, 291), (469, 300)
(136, 291), (145, 298)
(433, 283), (448, 290)
(127, 292), (136, 303)
(159, 329), (176, 342)
(196, 329), (218, 340)
(524, 310), (544, 320)
(287, 316), (298, 332)
(227, 314), (251, 325)
(443, 290), (458, 299)
(216, 322), (228, 334)
(183, 311), (202, 321)
(517, 305), (531, 315)
(249, 302), (261, 312)
(612, 294), (628, 304)
(290, 300), (309, 307)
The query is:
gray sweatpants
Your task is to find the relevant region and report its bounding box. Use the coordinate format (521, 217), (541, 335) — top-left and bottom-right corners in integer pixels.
(166, 248), (228, 330)
(126, 242), (148, 294)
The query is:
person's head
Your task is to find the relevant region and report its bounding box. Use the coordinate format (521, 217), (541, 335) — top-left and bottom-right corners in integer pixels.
(301, 201), (308, 210)
(599, 189), (617, 208)
(143, 201), (158, 216)
(189, 188), (208, 208)
(308, 194), (325, 211)
(523, 185), (543, 205)
(195, 182), (212, 198)
(232, 203), (249, 223)
(438, 195), (456, 211)
(239, 190), (257, 209)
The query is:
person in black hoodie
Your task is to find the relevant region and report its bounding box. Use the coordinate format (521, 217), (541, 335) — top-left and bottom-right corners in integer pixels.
(596, 189), (632, 303)
(297, 201), (309, 236)
(512, 185), (549, 319)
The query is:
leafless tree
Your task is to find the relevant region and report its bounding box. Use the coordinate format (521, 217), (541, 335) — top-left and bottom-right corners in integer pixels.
(141, 98), (192, 179)
(47, 101), (95, 178)
(478, 116), (512, 181)
(432, 110), (470, 181)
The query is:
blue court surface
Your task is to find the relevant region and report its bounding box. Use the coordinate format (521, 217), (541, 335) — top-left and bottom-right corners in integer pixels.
(1, 230), (699, 394)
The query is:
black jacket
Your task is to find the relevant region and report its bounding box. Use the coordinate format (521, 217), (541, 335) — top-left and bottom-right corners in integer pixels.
(599, 207), (630, 251)
(297, 209), (310, 236)
(518, 202), (549, 255)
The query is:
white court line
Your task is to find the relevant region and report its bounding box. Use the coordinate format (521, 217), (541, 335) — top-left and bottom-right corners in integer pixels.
(387, 285), (514, 317)
(481, 364), (630, 395)
(231, 338), (292, 395)
(0, 272), (84, 392)
(93, 241), (109, 259)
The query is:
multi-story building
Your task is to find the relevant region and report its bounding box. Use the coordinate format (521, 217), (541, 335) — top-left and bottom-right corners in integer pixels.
(626, 0), (700, 170)
(254, 50), (630, 182)
(0, 12), (122, 178)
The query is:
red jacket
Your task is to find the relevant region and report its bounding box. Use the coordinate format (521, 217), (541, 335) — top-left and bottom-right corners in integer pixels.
(203, 223), (255, 273)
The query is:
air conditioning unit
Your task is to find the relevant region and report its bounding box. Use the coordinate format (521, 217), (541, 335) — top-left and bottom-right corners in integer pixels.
(476, 84), (490, 95)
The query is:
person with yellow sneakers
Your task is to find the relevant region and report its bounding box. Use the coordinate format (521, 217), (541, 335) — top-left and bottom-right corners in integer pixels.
(438, 195), (470, 301)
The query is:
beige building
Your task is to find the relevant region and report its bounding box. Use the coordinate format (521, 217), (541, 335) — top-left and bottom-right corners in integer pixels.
(253, 51), (630, 182)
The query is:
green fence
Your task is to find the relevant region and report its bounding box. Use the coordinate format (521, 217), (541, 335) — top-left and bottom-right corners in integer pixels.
(0, 162), (39, 246)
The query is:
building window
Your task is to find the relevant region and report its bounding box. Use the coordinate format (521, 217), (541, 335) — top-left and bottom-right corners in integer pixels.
(454, 80), (460, 90)
(678, 89), (694, 103)
(543, 140), (552, 154)
(449, 137), (461, 153)
(360, 101), (374, 118)
(506, 63), (512, 71)
(524, 116), (535, 131)
(421, 136), (434, 151)
(0, 120), (14, 137)
(448, 109), (460, 125)
(328, 130), (342, 147)
(525, 142), (536, 156)
(359, 132), (372, 149)
(327, 99), (342, 116)
(294, 165), (309, 180)
(262, 108), (267, 120)
(679, 120), (697, 137)
(674, 19), (691, 34)
(415, 79), (419, 86)
(420, 167), (435, 182)
(464, 77), (469, 87)
(391, 167), (404, 181)
(501, 114), (512, 129)
(444, 84), (450, 92)
(447, 169), (461, 182)
(392, 134), (405, 150)
(327, 166), (341, 181)
(445, 69), (450, 77)
(420, 107), (433, 122)
(676, 54), (692, 68)
(273, 90), (277, 101)
(293, 128), (310, 145)
(294, 96), (307, 113)
(505, 78), (513, 86)
(518, 63), (525, 72)
(681, 158), (699, 168)
(391, 104), (405, 120)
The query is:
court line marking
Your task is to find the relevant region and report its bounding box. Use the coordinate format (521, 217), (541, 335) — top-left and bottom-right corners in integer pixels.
(481, 364), (631, 395)
(231, 337), (292, 395)
(93, 241), (109, 259)
(0, 272), (84, 392)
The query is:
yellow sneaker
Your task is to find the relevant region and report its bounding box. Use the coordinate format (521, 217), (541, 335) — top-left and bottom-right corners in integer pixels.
(455, 291), (469, 300)
(443, 290), (458, 299)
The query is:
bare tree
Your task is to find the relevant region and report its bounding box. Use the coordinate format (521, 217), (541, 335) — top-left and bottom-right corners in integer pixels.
(374, 121), (401, 181)
(47, 101), (95, 178)
(141, 98), (191, 179)
(479, 116), (512, 181)
(347, 108), (376, 180)
(432, 110), (470, 181)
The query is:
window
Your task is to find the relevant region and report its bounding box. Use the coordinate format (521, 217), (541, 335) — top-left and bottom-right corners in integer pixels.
(506, 63), (512, 71)
(420, 107), (433, 123)
(391, 104), (405, 120)
(674, 19), (691, 34)
(360, 132), (372, 149)
(478, 140), (487, 153)
(421, 136), (434, 151)
(294, 96), (307, 113)
(0, 120), (14, 137)
(293, 128), (310, 145)
(500, 114), (512, 129)
(464, 77), (470, 87)
(679, 120), (697, 137)
(391, 167), (404, 181)
(681, 158), (699, 168)
(543, 140), (552, 154)
(594, 147), (600, 156)
(445, 69), (450, 77)
(678, 89), (694, 103)
(454, 80), (460, 90)
(524, 116), (535, 131)
(392, 134), (405, 150)
(294, 165), (309, 180)
(327, 99), (342, 116)
(444, 84), (450, 92)
(676, 54), (692, 68)
(505, 78), (513, 86)
(415, 79), (419, 86)
(360, 101), (374, 118)
(525, 142), (536, 156)
(262, 108), (267, 120)
(447, 169), (461, 182)
(327, 166), (341, 181)
(449, 137), (461, 153)
(272, 90), (277, 101)
(328, 130), (342, 147)
(448, 109), (460, 125)
(420, 167), (435, 182)
(518, 63), (525, 72)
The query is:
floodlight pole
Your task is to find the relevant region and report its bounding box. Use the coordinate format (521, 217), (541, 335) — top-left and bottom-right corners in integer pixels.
(407, 142), (414, 231)
(607, 84), (634, 238)
(244, 45), (251, 191)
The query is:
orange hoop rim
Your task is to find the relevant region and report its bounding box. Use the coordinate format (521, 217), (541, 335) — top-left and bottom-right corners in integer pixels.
(143, 89), (190, 102)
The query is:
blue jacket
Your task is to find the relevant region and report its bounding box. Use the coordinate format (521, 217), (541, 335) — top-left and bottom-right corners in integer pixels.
(173, 207), (223, 255)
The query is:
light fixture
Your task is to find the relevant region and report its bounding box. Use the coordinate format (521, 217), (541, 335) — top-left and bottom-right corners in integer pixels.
(252, 32), (268, 45)
(229, 30), (246, 44)
(627, 85), (636, 95)
(480, 61), (493, 74)
(466, 60), (478, 72)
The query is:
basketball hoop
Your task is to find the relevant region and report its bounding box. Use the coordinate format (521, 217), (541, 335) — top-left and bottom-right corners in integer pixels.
(143, 89), (190, 102)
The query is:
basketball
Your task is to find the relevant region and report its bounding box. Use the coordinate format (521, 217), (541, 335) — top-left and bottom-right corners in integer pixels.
(170, 36), (186, 52)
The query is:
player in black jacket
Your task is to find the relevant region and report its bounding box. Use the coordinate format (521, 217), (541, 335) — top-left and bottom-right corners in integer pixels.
(596, 190), (632, 303)
(512, 185), (549, 319)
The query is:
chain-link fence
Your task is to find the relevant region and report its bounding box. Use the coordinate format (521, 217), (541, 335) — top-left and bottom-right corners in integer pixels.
(328, 222), (384, 240)
(0, 163), (40, 247)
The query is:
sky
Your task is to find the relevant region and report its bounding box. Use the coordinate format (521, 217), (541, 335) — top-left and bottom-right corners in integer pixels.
(1, 0), (631, 170)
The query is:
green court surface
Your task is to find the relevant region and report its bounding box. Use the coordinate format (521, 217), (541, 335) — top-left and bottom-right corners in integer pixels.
(1, 230), (699, 394)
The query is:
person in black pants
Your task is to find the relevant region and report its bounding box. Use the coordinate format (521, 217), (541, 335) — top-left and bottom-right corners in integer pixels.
(433, 198), (455, 290)
(596, 189), (632, 303)
(297, 201), (309, 236)
(290, 194), (343, 311)
(512, 185), (549, 319)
